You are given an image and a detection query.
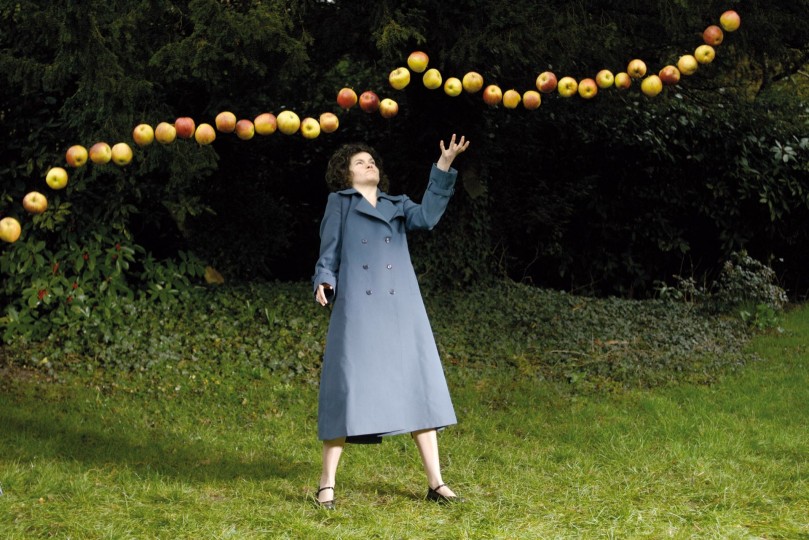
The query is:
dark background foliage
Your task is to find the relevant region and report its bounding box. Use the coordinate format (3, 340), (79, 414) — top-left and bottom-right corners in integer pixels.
(1, 0), (808, 329)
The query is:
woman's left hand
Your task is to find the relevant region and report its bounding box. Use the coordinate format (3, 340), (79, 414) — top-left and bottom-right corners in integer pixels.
(436, 134), (470, 171)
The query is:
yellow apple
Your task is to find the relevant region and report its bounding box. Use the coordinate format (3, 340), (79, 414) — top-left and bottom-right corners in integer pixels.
(379, 98), (399, 119)
(132, 124), (154, 147)
(65, 145), (88, 167)
(422, 68), (442, 90)
(557, 76), (578, 97)
(577, 78), (598, 99)
(22, 191), (48, 214)
(502, 89), (521, 109)
(462, 72), (484, 93)
(194, 123), (216, 145)
(443, 77), (463, 97)
(389, 67), (411, 90)
(627, 59), (647, 79)
(407, 51), (429, 73)
(319, 112), (339, 133)
(595, 69), (614, 89)
(300, 117), (321, 139)
(89, 142), (112, 164)
(45, 167), (68, 190)
(254, 113), (277, 135)
(215, 111), (237, 133)
(719, 10), (740, 32)
(677, 54), (699, 76)
(641, 75), (663, 97)
(155, 122), (177, 144)
(695, 44), (716, 64)
(522, 90), (541, 110)
(0, 217), (22, 243)
(276, 111), (301, 135)
(111, 143), (133, 166)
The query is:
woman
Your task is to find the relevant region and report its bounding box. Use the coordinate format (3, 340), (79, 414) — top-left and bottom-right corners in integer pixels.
(312, 135), (470, 508)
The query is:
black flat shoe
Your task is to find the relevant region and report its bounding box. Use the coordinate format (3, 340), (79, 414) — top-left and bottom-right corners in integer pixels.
(426, 483), (463, 504)
(316, 486), (335, 509)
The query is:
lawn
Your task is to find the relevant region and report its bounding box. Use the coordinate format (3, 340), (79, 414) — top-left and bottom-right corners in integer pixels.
(0, 286), (807, 539)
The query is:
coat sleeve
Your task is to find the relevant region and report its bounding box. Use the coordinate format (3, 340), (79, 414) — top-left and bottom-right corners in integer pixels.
(403, 164), (458, 231)
(312, 192), (342, 300)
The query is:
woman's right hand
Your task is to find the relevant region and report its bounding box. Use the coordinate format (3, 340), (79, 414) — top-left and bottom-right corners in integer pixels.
(316, 283), (333, 306)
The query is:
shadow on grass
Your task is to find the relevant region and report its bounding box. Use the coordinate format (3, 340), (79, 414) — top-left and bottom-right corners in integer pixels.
(0, 397), (307, 485)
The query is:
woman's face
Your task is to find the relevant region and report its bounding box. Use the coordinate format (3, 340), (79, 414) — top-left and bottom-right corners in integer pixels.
(348, 152), (379, 188)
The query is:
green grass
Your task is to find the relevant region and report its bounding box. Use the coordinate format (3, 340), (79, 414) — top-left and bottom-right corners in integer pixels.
(1, 300), (807, 538)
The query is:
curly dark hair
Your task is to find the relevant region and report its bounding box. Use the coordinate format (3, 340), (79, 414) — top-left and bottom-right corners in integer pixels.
(325, 143), (390, 192)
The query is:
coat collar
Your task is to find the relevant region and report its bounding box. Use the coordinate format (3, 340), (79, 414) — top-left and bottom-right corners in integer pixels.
(336, 188), (405, 224)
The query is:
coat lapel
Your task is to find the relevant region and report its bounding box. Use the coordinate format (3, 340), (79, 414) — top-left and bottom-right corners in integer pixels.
(339, 188), (404, 225)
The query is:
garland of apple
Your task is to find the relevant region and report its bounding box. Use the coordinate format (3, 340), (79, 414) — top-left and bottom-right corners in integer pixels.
(0, 9), (741, 245)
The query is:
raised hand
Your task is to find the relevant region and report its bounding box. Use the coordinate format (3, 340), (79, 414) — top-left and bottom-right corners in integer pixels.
(436, 134), (471, 171)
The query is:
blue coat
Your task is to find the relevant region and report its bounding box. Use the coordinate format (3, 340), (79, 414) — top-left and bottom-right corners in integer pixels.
(312, 164), (459, 441)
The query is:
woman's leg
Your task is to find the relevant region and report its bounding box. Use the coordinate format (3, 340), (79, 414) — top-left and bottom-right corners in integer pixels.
(319, 437), (345, 503)
(411, 429), (457, 497)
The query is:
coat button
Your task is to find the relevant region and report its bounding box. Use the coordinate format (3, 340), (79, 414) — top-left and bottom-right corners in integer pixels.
(389, 289), (395, 295)
(361, 239), (368, 244)
(386, 264), (392, 269)
(363, 264), (369, 270)
(384, 237), (391, 243)
(366, 289), (372, 295)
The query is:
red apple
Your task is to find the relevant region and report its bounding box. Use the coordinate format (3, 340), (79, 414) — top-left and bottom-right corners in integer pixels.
(595, 69), (614, 89)
(389, 67), (411, 90)
(276, 111), (301, 135)
(155, 122), (176, 144)
(22, 191), (48, 214)
(677, 54), (699, 76)
(45, 167), (68, 190)
(336, 87), (358, 110)
(235, 119), (255, 140)
(65, 145), (88, 167)
(719, 10), (740, 32)
(627, 59), (647, 79)
(215, 111), (237, 133)
(703, 25), (724, 46)
(422, 68), (442, 90)
(482, 84), (503, 106)
(174, 117), (196, 139)
(379, 98), (399, 119)
(194, 123), (216, 145)
(522, 90), (541, 110)
(557, 76), (578, 97)
(462, 72), (484, 93)
(614, 72), (631, 89)
(502, 89), (521, 109)
(577, 78), (598, 99)
(641, 75), (663, 97)
(254, 113), (277, 135)
(407, 51), (429, 73)
(89, 142), (112, 164)
(0, 217), (22, 244)
(300, 117), (321, 140)
(132, 124), (154, 147)
(536, 71), (558, 93)
(658, 65), (681, 86)
(359, 91), (380, 113)
(111, 142), (133, 166)
(319, 112), (339, 133)
(444, 77), (463, 97)
(695, 44), (716, 64)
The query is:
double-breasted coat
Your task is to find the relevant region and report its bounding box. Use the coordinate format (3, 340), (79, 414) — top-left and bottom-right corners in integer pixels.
(312, 164), (458, 442)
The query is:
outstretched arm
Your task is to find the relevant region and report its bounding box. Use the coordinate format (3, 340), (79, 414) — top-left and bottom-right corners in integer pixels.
(436, 134), (470, 172)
